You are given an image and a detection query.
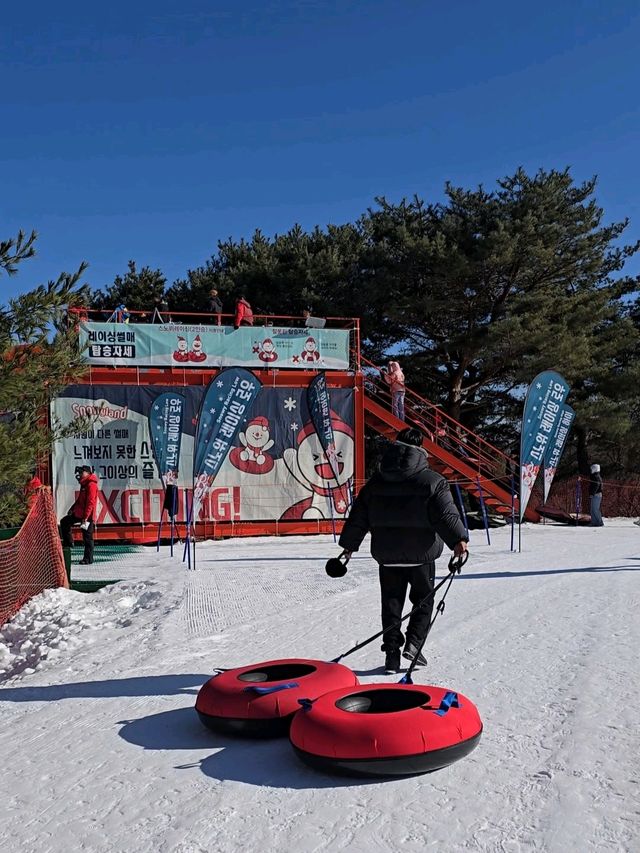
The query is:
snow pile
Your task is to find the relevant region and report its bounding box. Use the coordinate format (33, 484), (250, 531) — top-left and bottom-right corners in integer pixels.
(0, 581), (164, 681)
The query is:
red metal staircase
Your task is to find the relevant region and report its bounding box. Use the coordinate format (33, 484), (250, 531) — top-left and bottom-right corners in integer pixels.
(360, 356), (539, 523)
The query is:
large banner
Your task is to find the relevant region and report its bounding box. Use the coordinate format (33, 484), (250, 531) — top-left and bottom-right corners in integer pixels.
(519, 371), (570, 520)
(192, 369), (262, 522)
(543, 404), (575, 503)
(51, 383), (355, 525)
(79, 321), (350, 370)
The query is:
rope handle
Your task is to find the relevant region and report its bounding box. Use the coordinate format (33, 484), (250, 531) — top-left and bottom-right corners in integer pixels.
(448, 550), (469, 574)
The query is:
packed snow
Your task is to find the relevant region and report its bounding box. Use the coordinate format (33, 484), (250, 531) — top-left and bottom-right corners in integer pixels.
(1, 522), (639, 852)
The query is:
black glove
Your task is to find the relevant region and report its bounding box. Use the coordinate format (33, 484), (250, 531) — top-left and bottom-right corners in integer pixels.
(325, 551), (350, 578)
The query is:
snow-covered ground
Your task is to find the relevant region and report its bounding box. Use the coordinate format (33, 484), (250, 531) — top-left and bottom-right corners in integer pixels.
(1, 522), (639, 852)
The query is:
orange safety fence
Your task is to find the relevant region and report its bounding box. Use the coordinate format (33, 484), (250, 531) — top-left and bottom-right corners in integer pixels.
(0, 488), (69, 627)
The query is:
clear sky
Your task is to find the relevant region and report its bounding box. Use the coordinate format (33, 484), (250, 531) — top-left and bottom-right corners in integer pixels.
(2, 0), (640, 298)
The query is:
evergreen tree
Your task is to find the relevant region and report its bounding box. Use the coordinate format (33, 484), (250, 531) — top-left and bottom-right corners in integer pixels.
(355, 170), (640, 467)
(92, 260), (166, 319)
(167, 224), (364, 320)
(0, 231), (89, 526)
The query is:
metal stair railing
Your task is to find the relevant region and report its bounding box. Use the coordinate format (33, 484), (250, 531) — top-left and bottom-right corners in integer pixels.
(360, 354), (516, 488)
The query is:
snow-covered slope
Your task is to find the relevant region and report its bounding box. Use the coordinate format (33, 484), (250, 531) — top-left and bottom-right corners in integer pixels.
(1, 523), (639, 852)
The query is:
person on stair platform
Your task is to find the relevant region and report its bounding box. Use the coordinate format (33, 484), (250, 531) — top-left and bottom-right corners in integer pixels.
(381, 360), (406, 422)
(338, 427), (469, 674)
(234, 294), (254, 330)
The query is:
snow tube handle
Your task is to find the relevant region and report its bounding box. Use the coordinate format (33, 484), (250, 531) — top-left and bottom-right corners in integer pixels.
(243, 681), (300, 695)
(433, 691), (461, 716)
(448, 552), (469, 574)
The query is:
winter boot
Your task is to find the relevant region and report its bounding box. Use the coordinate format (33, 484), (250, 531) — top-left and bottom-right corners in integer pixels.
(402, 642), (428, 667)
(384, 650), (401, 674)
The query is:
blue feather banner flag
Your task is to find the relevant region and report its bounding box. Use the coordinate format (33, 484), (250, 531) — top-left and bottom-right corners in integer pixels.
(519, 371), (570, 521)
(191, 368), (262, 523)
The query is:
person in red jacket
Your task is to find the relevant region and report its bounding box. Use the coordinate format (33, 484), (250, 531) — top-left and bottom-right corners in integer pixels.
(234, 294), (254, 330)
(25, 472), (43, 506)
(60, 466), (99, 564)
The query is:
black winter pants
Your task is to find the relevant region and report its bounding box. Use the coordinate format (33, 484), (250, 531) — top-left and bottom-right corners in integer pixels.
(60, 514), (95, 563)
(378, 562), (436, 652)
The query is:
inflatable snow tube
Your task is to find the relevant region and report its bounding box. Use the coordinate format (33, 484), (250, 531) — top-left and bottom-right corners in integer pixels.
(290, 683), (482, 777)
(196, 658), (359, 738)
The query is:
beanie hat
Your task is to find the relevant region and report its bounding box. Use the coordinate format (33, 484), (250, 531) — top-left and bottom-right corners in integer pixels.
(590, 463), (600, 473)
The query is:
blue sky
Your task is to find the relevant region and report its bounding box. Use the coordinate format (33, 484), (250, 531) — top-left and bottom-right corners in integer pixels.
(2, 0), (640, 299)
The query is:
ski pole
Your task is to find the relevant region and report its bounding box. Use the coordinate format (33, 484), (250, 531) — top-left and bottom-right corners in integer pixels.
(156, 511), (164, 553)
(170, 487), (177, 558)
(454, 483), (469, 539)
(476, 477), (491, 546)
(183, 494), (193, 563)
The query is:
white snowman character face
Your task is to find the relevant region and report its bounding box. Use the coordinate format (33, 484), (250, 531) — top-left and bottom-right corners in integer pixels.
(304, 338), (317, 353)
(263, 339), (274, 353)
(177, 338), (187, 351)
(297, 429), (354, 488)
(193, 337), (202, 352)
(246, 422), (270, 447)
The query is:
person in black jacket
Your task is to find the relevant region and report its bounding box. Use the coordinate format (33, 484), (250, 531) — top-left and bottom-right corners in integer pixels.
(338, 427), (469, 673)
(589, 463), (604, 527)
(209, 289), (223, 325)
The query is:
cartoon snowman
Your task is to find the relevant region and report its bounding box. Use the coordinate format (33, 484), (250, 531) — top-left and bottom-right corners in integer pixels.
(258, 338), (278, 363)
(230, 416), (275, 474)
(189, 334), (207, 363)
(281, 412), (354, 520)
(173, 336), (189, 363)
(300, 336), (321, 363)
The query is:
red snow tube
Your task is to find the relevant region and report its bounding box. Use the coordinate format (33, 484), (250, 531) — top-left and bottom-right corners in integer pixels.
(290, 683), (482, 776)
(196, 658), (359, 738)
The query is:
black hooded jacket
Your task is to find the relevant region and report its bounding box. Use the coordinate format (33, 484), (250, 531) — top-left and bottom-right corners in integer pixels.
(339, 442), (468, 565)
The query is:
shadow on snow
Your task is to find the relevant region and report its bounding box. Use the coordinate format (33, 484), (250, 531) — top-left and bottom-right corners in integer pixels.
(0, 673), (209, 702)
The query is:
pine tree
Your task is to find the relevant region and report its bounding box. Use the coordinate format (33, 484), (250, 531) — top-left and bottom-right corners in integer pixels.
(0, 231), (89, 526)
(167, 224), (364, 320)
(355, 170), (640, 465)
(91, 260), (166, 319)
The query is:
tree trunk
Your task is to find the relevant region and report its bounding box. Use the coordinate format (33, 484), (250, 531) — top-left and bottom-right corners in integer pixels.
(446, 372), (464, 422)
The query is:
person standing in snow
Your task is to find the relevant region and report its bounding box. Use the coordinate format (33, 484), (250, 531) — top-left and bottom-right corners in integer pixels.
(234, 294), (254, 330)
(589, 463), (604, 527)
(382, 361), (406, 422)
(337, 427), (469, 674)
(60, 466), (99, 564)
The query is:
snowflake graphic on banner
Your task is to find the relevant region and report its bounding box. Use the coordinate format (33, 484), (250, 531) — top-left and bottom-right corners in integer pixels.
(284, 396), (297, 412)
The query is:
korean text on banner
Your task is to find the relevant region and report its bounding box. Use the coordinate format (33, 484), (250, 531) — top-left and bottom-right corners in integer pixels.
(78, 322), (351, 370)
(519, 371), (570, 521)
(192, 368), (262, 521)
(543, 404), (575, 504)
(149, 392), (185, 488)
